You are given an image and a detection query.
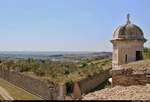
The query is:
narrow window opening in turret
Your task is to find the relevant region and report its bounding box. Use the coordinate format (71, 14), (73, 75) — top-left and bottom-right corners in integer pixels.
(125, 54), (127, 63)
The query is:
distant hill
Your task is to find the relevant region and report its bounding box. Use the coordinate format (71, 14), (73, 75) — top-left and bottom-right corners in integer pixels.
(0, 51), (112, 62)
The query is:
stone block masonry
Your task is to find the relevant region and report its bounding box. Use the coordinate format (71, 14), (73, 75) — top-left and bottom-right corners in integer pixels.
(0, 66), (111, 100)
(112, 67), (150, 86)
(75, 69), (111, 95)
(0, 67), (62, 100)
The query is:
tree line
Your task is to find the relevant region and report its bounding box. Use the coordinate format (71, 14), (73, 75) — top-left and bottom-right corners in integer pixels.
(144, 47), (150, 59)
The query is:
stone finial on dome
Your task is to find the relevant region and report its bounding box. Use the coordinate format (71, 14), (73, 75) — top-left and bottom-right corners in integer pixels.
(112, 13), (146, 42)
(126, 13), (131, 24)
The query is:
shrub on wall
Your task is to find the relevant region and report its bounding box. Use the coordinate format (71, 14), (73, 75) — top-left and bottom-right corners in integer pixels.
(65, 79), (74, 95)
(34, 68), (45, 76)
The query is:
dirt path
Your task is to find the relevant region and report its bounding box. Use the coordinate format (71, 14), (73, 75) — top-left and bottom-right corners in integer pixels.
(0, 86), (13, 100)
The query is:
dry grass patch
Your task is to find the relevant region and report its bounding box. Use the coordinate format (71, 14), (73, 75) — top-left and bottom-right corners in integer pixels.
(120, 59), (150, 71)
(0, 78), (42, 100)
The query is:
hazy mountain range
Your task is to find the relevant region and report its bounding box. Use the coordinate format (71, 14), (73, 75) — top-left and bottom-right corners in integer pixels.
(0, 51), (112, 62)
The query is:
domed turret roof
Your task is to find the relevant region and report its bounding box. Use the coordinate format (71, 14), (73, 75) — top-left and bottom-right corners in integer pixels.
(112, 14), (146, 42)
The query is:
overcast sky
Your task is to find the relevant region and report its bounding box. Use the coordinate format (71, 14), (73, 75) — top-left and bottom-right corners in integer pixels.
(0, 0), (149, 52)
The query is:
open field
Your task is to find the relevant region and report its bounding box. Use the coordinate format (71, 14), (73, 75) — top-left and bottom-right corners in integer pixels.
(0, 78), (42, 100)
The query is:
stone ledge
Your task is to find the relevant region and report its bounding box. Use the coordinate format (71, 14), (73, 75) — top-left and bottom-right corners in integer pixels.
(112, 67), (150, 76)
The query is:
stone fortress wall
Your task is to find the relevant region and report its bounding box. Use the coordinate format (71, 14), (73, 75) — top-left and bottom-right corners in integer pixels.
(77, 69), (110, 94)
(0, 67), (61, 100)
(0, 66), (111, 100)
(71, 69), (111, 99)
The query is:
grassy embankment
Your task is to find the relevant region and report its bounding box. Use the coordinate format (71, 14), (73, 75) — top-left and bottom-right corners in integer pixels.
(0, 78), (42, 100)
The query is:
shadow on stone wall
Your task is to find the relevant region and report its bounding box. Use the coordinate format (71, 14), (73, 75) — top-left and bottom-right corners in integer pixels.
(0, 67), (61, 100)
(0, 67), (111, 100)
(71, 69), (111, 99)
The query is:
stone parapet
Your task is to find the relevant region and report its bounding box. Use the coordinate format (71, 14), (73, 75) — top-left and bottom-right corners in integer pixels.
(112, 67), (150, 86)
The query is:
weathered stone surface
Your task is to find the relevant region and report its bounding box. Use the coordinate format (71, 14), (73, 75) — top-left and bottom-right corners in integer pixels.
(112, 72), (150, 86)
(111, 69), (123, 75)
(82, 84), (150, 100)
(145, 69), (150, 75)
(112, 60), (150, 86)
(112, 74), (150, 86)
(77, 69), (111, 94)
(72, 82), (82, 99)
(0, 67), (60, 100)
